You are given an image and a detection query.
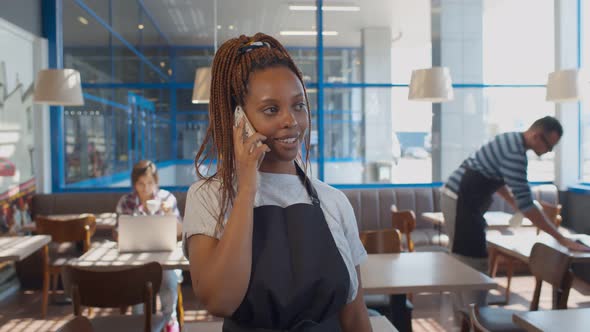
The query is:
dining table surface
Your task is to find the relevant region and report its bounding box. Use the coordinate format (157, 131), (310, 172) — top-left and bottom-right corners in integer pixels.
(0, 235), (51, 262)
(360, 252), (496, 294)
(72, 240), (189, 270)
(184, 315), (399, 332)
(487, 227), (590, 263)
(421, 211), (533, 228)
(513, 308), (590, 332)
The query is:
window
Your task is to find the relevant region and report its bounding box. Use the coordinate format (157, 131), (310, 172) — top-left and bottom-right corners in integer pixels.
(321, 0), (432, 183)
(581, 0), (590, 182)
(55, 0), (565, 190)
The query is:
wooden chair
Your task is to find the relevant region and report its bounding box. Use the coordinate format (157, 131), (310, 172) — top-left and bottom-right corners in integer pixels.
(359, 229), (411, 323)
(36, 214), (96, 317)
(62, 262), (167, 332)
(391, 207), (417, 252)
(489, 200), (563, 303)
(57, 316), (94, 332)
(468, 243), (574, 332)
(360, 229), (403, 254)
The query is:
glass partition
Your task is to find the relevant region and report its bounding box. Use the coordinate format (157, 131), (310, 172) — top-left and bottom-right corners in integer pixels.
(55, 0), (572, 190)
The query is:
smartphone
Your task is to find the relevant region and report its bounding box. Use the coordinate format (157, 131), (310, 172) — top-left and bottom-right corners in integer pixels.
(234, 106), (262, 147)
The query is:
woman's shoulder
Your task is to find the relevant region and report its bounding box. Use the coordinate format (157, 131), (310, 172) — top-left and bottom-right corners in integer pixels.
(310, 178), (349, 204)
(187, 178), (223, 200)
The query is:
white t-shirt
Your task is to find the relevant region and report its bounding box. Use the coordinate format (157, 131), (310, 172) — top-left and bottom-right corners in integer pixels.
(182, 171), (368, 303)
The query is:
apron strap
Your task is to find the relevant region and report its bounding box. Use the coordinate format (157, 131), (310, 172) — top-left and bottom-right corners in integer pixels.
(295, 162), (321, 207)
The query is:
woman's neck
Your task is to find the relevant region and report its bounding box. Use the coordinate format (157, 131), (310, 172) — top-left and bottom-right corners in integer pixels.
(258, 160), (296, 175)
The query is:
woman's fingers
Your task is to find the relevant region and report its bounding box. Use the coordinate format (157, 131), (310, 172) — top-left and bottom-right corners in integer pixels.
(233, 118), (269, 171)
(243, 132), (266, 148)
(232, 118), (245, 151)
(253, 144), (271, 168)
(253, 144), (271, 158)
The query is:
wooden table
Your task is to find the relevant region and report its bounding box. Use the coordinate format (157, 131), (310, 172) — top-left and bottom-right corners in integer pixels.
(487, 228), (590, 305)
(421, 211), (533, 229)
(0, 235), (51, 262)
(487, 228), (590, 264)
(0, 235), (52, 316)
(184, 316), (398, 332)
(361, 252), (496, 332)
(513, 308), (590, 332)
(22, 213), (118, 232)
(72, 240), (188, 270)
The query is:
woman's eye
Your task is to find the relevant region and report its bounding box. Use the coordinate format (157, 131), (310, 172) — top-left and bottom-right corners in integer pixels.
(295, 103), (307, 112)
(263, 107), (279, 114)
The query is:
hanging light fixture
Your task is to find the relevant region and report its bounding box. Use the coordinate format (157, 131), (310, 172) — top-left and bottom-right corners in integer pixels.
(191, 67), (212, 104)
(546, 68), (587, 102)
(408, 67), (454, 102)
(33, 69), (84, 106)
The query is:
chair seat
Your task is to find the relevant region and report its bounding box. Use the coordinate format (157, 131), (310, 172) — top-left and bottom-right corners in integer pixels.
(90, 313), (167, 332)
(408, 229), (449, 248)
(478, 307), (527, 332)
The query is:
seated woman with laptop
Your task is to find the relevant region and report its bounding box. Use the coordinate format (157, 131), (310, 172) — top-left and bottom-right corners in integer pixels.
(115, 160), (181, 332)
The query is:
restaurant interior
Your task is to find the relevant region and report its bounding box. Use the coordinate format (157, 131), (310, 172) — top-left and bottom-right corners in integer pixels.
(1, 0), (590, 331)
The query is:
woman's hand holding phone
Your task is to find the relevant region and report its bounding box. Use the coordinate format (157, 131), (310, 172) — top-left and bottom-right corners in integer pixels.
(233, 106), (270, 195)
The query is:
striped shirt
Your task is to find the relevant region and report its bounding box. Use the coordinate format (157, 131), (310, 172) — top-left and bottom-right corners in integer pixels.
(445, 132), (534, 211)
(116, 189), (181, 218)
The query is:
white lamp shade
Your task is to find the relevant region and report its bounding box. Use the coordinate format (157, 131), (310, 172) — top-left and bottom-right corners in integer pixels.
(33, 69), (84, 106)
(546, 69), (585, 102)
(192, 67), (212, 104)
(408, 67), (454, 102)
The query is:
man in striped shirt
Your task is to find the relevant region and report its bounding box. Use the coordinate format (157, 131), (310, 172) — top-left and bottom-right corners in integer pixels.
(441, 116), (588, 310)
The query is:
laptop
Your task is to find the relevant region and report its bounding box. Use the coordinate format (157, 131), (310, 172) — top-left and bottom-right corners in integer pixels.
(118, 215), (177, 252)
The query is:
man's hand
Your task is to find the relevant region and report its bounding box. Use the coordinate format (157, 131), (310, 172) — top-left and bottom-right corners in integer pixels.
(559, 237), (590, 252)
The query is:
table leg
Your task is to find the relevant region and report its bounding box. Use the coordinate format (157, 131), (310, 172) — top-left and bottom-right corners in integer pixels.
(390, 294), (412, 332)
(41, 244), (49, 318)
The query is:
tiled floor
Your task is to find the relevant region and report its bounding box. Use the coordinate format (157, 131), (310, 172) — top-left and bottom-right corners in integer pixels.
(1, 273), (589, 332)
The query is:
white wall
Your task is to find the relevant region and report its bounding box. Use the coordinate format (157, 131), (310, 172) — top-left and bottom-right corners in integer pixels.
(0, 18), (50, 194)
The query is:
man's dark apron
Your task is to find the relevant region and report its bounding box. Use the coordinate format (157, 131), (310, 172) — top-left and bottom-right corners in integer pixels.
(453, 166), (505, 258)
(223, 164), (350, 332)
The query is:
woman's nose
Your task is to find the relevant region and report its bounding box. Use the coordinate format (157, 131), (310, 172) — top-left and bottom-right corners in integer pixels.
(283, 111), (298, 128)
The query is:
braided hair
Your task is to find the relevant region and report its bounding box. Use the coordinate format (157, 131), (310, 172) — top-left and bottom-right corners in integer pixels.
(194, 33), (312, 234)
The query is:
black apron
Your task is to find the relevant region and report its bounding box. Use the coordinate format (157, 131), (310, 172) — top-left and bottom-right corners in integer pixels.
(223, 164), (350, 332)
(453, 166), (505, 258)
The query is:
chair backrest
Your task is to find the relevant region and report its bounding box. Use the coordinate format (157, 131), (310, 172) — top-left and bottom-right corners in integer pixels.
(62, 262), (162, 310)
(391, 209), (416, 252)
(360, 229), (402, 254)
(537, 201), (563, 234)
(36, 214), (97, 250)
(529, 242), (573, 310)
(56, 316), (94, 332)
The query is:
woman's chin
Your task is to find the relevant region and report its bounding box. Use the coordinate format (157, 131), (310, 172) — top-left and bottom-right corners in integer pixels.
(265, 150), (300, 164)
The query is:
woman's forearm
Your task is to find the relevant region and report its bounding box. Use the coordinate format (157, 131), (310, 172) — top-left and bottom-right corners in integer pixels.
(339, 266), (372, 332)
(191, 190), (255, 315)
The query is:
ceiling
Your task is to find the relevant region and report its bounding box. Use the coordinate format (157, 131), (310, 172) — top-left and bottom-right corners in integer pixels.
(63, 0), (413, 48)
